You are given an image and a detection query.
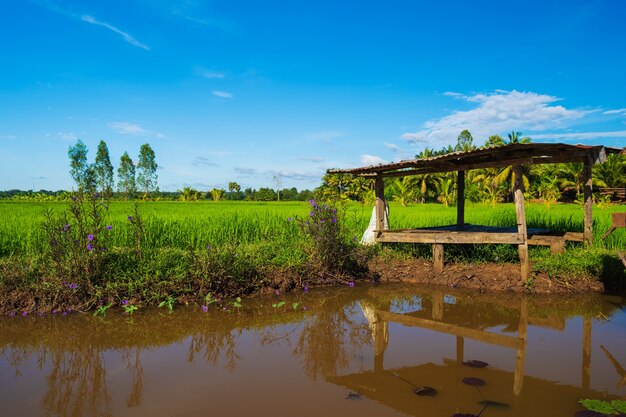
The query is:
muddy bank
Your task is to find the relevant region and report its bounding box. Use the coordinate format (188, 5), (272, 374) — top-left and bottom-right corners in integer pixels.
(368, 256), (605, 293)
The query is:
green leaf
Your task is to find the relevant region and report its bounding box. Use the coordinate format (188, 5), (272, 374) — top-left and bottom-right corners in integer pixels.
(610, 400), (626, 413)
(292, 302), (299, 310)
(579, 399), (619, 414)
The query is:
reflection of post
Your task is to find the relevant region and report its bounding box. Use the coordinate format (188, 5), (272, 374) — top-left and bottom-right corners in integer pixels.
(513, 298), (528, 396)
(456, 336), (464, 365)
(373, 312), (388, 372)
(582, 316), (592, 390)
(432, 292), (444, 321)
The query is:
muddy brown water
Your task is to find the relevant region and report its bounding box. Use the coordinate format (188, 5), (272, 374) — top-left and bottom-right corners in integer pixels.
(1, 284), (625, 417)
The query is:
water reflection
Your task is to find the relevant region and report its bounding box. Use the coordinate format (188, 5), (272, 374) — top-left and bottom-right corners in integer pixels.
(0, 286), (624, 417)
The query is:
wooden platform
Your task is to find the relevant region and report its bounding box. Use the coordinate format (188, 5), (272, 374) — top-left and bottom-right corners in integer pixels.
(376, 224), (582, 250)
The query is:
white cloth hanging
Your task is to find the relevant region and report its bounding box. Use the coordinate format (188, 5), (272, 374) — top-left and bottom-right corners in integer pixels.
(360, 204), (389, 245)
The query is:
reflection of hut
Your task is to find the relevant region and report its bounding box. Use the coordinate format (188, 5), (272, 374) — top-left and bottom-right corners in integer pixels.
(329, 143), (623, 280)
(329, 291), (625, 416)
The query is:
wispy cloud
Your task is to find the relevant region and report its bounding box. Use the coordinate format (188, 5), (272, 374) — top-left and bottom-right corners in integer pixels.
(57, 131), (78, 141)
(213, 91), (233, 99)
(234, 167), (257, 177)
(305, 130), (346, 142)
(298, 157), (325, 163)
(192, 156), (219, 167)
(266, 169), (322, 181)
(360, 154), (388, 166)
(403, 90), (587, 147)
(384, 143), (400, 151)
(0, 134), (16, 140)
(81, 15), (150, 50)
(201, 71), (225, 79)
(109, 122), (164, 138)
(531, 131), (626, 140)
(603, 108), (626, 115)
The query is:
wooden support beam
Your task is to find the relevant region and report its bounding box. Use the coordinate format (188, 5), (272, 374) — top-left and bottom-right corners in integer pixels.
(582, 316), (592, 391)
(583, 161), (593, 246)
(513, 165), (530, 282)
(433, 244), (444, 274)
(457, 170), (465, 228)
(374, 174), (386, 235)
(513, 298), (528, 396)
(432, 291), (444, 320)
(376, 310), (520, 349)
(377, 230), (522, 244)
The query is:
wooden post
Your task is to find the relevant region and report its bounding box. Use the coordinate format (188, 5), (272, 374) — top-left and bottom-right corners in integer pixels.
(433, 244), (444, 274)
(373, 312), (388, 372)
(456, 336), (465, 365)
(513, 298), (528, 396)
(582, 316), (592, 391)
(432, 291), (444, 320)
(374, 174), (386, 235)
(513, 166), (530, 282)
(457, 170), (465, 229)
(583, 161), (593, 246)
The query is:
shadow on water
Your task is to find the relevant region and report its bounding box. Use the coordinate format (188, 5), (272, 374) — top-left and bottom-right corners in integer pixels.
(1, 284), (625, 417)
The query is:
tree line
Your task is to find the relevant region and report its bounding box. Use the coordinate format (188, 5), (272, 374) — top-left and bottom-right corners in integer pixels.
(68, 139), (158, 199)
(316, 130), (626, 207)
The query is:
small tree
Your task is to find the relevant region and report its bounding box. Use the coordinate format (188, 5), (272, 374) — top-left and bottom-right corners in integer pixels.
(210, 188), (225, 201)
(117, 152), (136, 200)
(68, 139), (89, 191)
(137, 143), (158, 198)
(456, 129), (475, 152)
(228, 182), (241, 193)
(94, 140), (114, 201)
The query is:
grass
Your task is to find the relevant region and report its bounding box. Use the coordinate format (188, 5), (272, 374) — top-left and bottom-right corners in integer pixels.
(0, 199), (624, 314)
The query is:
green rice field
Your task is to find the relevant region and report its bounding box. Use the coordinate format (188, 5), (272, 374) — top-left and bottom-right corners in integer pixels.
(0, 200), (624, 257)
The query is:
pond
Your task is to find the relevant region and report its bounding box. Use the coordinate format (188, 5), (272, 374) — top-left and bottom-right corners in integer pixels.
(1, 284), (625, 417)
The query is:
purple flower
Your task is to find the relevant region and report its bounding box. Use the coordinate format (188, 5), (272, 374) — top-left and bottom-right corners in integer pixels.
(106, 225), (113, 230)
(303, 286), (309, 293)
(308, 199), (315, 205)
(87, 234), (94, 241)
(348, 281), (355, 288)
(287, 217), (293, 222)
(121, 299), (129, 305)
(62, 223), (70, 232)
(310, 212), (315, 217)
(302, 306), (308, 311)
(86, 244), (93, 251)
(69, 283), (77, 289)
(201, 305), (208, 312)
(275, 290), (281, 295)
(206, 245), (211, 251)
(331, 218), (337, 223)
(127, 216), (133, 221)
(22, 311), (27, 317)
(62, 312), (67, 316)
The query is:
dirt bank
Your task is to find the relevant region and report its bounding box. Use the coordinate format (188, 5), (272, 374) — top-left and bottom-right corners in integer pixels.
(368, 257), (604, 294)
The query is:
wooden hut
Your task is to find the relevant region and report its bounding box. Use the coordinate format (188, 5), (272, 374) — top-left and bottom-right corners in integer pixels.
(328, 143), (623, 281)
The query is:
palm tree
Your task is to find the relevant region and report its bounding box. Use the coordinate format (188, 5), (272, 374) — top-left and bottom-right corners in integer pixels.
(390, 177), (418, 207)
(506, 131), (531, 144)
(436, 176), (455, 207)
(210, 188), (225, 202)
(594, 153), (626, 188)
(178, 187), (201, 201)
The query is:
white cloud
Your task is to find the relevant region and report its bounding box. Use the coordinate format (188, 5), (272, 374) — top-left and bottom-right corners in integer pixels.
(109, 122), (150, 136)
(360, 154), (388, 166)
(603, 109), (626, 115)
(403, 90), (587, 147)
(384, 142), (400, 151)
(298, 157), (325, 163)
(0, 134), (16, 140)
(57, 131), (78, 141)
(266, 169), (322, 181)
(212, 91), (233, 99)
(81, 15), (150, 50)
(531, 131), (626, 140)
(202, 71), (225, 79)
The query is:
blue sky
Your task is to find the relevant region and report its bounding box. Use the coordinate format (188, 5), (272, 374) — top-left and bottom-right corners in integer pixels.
(1, 0), (625, 191)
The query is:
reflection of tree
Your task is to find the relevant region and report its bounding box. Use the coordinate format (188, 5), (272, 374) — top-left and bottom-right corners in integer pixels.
(41, 349), (111, 417)
(293, 300), (371, 380)
(124, 348), (143, 408)
(187, 331), (240, 372)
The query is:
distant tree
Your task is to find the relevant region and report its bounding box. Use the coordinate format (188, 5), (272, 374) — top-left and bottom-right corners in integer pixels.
(455, 130), (475, 152)
(210, 188), (225, 201)
(485, 135), (505, 147)
(117, 152), (136, 200)
(506, 131), (531, 144)
(137, 144), (158, 197)
(68, 139), (89, 191)
(228, 182), (241, 193)
(179, 187), (202, 201)
(273, 174), (283, 201)
(253, 188), (277, 201)
(94, 140), (114, 201)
